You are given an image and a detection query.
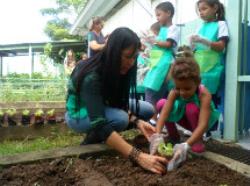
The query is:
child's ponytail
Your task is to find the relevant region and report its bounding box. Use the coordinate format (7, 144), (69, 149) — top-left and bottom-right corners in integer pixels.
(217, 2), (225, 21)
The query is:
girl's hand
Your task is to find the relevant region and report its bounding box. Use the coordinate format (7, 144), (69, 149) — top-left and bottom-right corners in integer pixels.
(190, 35), (211, 47)
(137, 120), (156, 141)
(138, 152), (168, 174)
(167, 142), (190, 171)
(149, 133), (164, 155)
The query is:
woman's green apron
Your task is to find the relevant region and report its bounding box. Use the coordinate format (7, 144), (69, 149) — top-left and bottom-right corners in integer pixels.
(194, 21), (224, 94)
(143, 26), (174, 91)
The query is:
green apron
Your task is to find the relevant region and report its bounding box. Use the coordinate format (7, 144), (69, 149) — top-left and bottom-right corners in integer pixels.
(194, 21), (224, 94)
(167, 87), (220, 130)
(143, 26), (174, 91)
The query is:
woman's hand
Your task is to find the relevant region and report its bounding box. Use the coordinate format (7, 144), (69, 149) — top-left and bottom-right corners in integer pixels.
(137, 120), (156, 141)
(137, 152), (168, 174)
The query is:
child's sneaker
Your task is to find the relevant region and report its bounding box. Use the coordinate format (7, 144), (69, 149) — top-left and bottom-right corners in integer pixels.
(191, 142), (205, 153)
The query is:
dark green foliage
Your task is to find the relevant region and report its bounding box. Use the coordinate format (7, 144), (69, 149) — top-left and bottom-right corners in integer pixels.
(40, 0), (88, 41)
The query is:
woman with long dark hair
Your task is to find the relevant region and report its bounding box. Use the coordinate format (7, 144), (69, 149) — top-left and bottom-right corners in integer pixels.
(65, 27), (167, 174)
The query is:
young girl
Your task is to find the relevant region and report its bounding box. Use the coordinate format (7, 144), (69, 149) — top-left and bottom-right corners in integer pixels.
(190, 0), (229, 95)
(64, 49), (76, 76)
(143, 1), (180, 124)
(150, 47), (219, 168)
(137, 22), (161, 95)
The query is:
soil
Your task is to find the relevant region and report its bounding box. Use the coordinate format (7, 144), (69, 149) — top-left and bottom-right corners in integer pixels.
(1, 151), (250, 186)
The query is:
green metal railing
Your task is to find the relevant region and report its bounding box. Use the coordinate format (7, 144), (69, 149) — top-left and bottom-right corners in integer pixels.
(0, 78), (67, 102)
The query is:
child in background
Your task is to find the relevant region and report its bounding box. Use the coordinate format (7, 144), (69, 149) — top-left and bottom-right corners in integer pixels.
(190, 0), (229, 97)
(81, 52), (88, 61)
(137, 22), (161, 93)
(143, 1), (180, 125)
(64, 49), (76, 76)
(150, 47), (219, 170)
(140, 22), (161, 60)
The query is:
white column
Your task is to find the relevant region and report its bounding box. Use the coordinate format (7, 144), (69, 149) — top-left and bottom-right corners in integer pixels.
(224, 0), (242, 141)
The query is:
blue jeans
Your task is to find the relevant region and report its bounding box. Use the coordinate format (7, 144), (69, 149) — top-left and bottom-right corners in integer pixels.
(65, 99), (154, 133)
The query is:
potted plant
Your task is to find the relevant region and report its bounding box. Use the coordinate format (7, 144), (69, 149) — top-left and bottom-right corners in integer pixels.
(46, 109), (56, 124)
(21, 109), (31, 126)
(6, 108), (17, 126)
(34, 109), (44, 125)
(0, 110), (4, 126)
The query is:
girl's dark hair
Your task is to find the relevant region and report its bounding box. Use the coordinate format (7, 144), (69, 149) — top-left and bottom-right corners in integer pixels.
(172, 46), (201, 84)
(155, 1), (175, 18)
(197, 0), (225, 21)
(70, 27), (141, 111)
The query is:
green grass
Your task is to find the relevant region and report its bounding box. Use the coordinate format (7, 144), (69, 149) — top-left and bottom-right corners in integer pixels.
(0, 130), (82, 156)
(0, 129), (139, 157)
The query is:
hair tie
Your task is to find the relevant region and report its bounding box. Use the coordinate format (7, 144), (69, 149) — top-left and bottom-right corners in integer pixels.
(175, 51), (185, 58)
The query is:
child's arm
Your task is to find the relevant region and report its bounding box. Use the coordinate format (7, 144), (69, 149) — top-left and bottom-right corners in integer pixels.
(155, 25), (179, 49)
(186, 87), (211, 146)
(191, 35), (226, 52)
(149, 89), (177, 155)
(156, 89), (177, 133)
(210, 40), (226, 52)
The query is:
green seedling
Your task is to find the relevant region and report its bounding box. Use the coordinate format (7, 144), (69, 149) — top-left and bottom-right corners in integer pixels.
(22, 109), (30, 116)
(6, 108), (16, 116)
(47, 109), (55, 117)
(157, 142), (173, 158)
(35, 109), (44, 117)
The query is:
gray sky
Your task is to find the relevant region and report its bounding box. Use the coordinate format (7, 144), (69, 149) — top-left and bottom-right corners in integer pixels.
(0, 0), (54, 44)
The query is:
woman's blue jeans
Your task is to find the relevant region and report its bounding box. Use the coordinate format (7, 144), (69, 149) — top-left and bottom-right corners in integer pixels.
(65, 99), (154, 133)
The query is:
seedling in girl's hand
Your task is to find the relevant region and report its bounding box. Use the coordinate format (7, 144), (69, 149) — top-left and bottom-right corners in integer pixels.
(157, 142), (174, 159)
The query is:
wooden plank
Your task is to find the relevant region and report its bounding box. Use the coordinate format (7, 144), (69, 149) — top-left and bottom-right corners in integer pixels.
(202, 151), (250, 178)
(0, 123), (69, 142)
(0, 144), (110, 167)
(0, 101), (65, 112)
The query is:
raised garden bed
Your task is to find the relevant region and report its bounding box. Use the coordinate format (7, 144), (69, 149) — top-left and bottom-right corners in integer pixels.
(0, 152), (250, 186)
(0, 136), (250, 186)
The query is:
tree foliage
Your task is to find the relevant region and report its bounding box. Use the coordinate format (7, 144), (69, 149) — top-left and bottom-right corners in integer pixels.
(40, 0), (87, 41)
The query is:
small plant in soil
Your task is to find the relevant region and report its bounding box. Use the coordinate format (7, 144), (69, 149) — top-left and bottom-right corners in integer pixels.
(46, 109), (56, 124)
(157, 142), (174, 159)
(0, 110), (4, 126)
(6, 108), (17, 126)
(21, 109), (31, 126)
(34, 109), (44, 125)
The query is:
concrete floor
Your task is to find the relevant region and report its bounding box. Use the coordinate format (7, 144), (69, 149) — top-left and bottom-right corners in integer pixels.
(238, 135), (250, 150)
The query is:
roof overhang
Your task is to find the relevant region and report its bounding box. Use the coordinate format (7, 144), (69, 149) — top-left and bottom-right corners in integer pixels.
(0, 41), (86, 57)
(70, 0), (121, 35)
